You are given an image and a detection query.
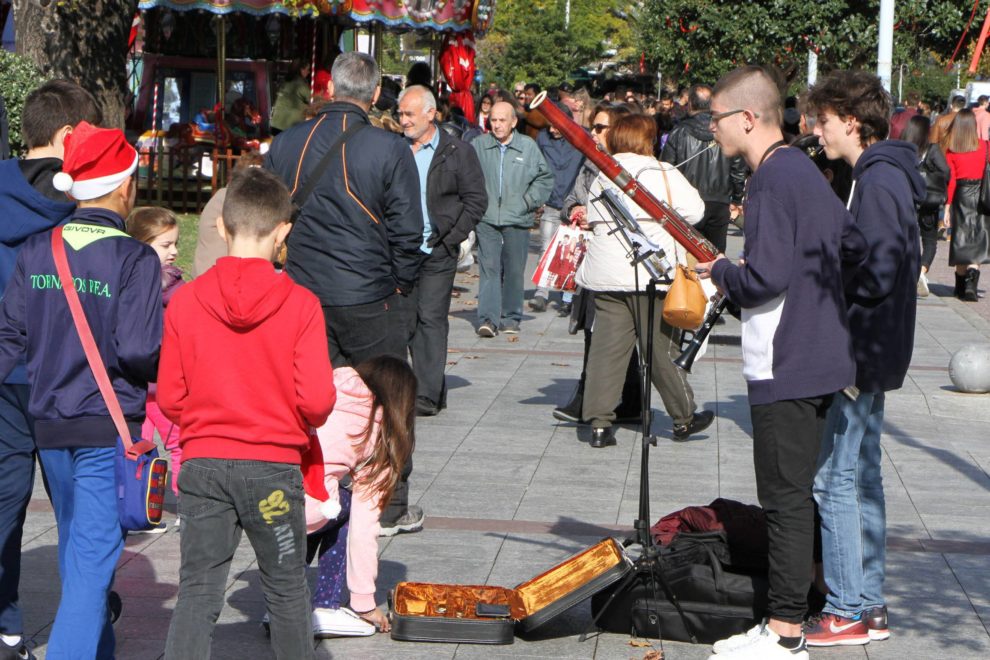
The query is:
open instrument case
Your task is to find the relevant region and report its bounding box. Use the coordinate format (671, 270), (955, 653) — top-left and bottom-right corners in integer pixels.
(390, 537), (632, 644)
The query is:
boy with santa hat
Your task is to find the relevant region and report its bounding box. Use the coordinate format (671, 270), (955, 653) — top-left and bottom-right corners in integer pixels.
(0, 122), (162, 659)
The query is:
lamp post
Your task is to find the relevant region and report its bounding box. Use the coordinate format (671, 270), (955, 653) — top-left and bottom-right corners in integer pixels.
(877, 0), (894, 92)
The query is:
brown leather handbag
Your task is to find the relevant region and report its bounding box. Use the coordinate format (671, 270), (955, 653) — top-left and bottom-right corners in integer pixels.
(663, 264), (707, 329)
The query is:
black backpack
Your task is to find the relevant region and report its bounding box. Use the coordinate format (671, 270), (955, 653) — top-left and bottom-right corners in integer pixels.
(590, 531), (769, 644)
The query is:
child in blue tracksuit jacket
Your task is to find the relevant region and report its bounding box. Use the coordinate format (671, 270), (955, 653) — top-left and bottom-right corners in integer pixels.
(0, 123), (161, 660)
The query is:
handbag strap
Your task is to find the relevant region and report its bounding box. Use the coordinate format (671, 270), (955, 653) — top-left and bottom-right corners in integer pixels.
(292, 121), (367, 216)
(51, 227), (154, 459)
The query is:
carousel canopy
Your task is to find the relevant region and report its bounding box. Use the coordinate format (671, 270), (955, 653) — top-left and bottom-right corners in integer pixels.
(138, 0), (495, 35)
(137, 1), (315, 17)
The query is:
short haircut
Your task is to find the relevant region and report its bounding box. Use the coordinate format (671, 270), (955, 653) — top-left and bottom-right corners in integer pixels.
(806, 70), (892, 145)
(22, 80), (102, 149)
(712, 65), (782, 127)
(979, 95), (989, 105)
(331, 52), (380, 104)
(397, 85), (437, 112)
(946, 109), (979, 154)
(607, 114), (657, 157)
(524, 83), (541, 94)
(952, 95), (966, 110)
(222, 168), (293, 238)
(126, 206), (178, 245)
(688, 84), (712, 114)
(905, 91), (921, 106)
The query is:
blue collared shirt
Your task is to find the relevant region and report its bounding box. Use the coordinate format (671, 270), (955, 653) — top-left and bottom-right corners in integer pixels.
(409, 127), (440, 254)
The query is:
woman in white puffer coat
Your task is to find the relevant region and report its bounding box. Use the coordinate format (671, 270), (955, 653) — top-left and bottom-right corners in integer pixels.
(575, 113), (714, 447)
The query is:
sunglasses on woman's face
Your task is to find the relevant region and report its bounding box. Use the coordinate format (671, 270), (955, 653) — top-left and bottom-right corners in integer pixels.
(592, 123), (609, 133)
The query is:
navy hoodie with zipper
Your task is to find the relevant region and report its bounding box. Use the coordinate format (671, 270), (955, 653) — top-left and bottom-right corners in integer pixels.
(0, 208), (163, 448)
(846, 140), (925, 393)
(0, 157), (75, 384)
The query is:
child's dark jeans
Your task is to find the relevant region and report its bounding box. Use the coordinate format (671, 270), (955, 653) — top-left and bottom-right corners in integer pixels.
(165, 459), (313, 660)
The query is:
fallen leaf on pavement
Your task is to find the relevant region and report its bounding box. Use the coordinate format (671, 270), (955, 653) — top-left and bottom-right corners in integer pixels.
(507, 336), (520, 343)
(550, 362), (570, 367)
(628, 639), (652, 648)
(642, 650), (663, 660)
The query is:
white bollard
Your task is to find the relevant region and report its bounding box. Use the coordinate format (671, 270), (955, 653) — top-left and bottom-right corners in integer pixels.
(948, 344), (990, 394)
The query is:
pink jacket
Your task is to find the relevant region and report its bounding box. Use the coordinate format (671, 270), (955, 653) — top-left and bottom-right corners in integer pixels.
(304, 367), (387, 612)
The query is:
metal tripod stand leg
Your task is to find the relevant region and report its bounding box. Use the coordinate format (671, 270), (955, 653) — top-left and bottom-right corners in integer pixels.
(580, 280), (698, 644)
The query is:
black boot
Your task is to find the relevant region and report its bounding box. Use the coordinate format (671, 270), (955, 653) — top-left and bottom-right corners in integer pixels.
(955, 272), (967, 299)
(963, 269), (981, 302)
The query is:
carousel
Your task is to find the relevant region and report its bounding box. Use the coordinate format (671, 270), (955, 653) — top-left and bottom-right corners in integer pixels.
(131, 0), (494, 210)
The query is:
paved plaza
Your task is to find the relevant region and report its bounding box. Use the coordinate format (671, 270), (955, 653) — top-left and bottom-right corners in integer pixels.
(18, 227), (990, 659)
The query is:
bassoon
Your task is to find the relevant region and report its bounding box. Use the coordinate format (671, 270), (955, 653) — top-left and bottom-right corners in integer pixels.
(530, 91), (719, 262)
(529, 91), (725, 371)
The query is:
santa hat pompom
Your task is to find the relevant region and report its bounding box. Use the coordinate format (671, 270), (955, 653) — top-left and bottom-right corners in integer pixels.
(52, 172), (74, 193)
(320, 499), (342, 521)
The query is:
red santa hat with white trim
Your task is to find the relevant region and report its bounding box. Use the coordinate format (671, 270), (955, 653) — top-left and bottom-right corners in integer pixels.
(52, 122), (139, 201)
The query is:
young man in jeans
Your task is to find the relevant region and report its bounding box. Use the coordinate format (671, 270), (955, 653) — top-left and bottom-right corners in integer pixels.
(159, 169), (335, 659)
(804, 70), (923, 647)
(697, 66), (867, 660)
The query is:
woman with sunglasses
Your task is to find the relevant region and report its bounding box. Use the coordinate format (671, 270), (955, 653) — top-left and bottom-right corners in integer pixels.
(553, 104), (645, 425)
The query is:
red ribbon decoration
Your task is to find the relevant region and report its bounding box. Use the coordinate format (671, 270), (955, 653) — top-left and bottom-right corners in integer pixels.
(440, 33), (477, 125)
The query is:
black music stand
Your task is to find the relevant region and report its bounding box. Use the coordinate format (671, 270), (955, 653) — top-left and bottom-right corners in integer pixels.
(578, 190), (698, 645)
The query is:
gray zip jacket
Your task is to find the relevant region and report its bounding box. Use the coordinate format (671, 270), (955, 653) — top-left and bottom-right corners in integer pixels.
(472, 132), (554, 228)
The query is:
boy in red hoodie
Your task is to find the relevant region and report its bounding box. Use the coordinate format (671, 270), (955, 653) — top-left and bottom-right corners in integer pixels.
(159, 168), (335, 660)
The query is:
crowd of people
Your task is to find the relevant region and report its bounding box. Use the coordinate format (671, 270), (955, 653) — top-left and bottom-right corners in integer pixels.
(0, 48), (983, 660)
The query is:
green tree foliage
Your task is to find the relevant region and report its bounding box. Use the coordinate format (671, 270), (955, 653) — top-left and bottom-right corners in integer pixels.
(476, 0), (636, 89)
(638, 0), (968, 94)
(0, 50), (46, 157)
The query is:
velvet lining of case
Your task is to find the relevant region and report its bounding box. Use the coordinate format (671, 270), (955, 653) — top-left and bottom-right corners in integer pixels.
(392, 538), (624, 621)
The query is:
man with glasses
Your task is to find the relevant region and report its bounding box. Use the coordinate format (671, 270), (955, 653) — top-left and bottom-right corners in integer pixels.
(661, 84), (746, 253)
(696, 66), (867, 660)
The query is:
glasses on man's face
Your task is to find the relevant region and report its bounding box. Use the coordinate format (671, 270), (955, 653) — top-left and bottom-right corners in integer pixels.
(709, 108), (760, 127)
(592, 123), (609, 133)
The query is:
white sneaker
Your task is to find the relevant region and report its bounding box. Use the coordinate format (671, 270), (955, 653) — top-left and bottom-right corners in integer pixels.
(712, 623), (768, 654)
(312, 607), (376, 638)
(917, 272), (930, 297)
(710, 624), (808, 659)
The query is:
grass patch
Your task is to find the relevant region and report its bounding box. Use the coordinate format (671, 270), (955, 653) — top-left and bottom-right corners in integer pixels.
(175, 213), (200, 277)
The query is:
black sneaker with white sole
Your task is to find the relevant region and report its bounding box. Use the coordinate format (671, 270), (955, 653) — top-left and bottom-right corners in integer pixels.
(0, 639), (35, 660)
(379, 505), (425, 537)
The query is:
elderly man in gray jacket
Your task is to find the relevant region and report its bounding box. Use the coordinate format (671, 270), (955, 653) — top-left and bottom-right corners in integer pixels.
(472, 101), (554, 336)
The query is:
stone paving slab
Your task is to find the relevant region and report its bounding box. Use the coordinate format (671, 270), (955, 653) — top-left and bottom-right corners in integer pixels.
(18, 226), (990, 659)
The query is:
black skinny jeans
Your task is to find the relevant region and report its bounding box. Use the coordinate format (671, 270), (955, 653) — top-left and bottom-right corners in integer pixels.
(750, 395), (832, 624)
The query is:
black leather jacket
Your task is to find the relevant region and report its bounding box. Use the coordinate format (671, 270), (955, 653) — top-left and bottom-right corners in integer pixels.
(426, 129), (488, 255)
(661, 113), (747, 204)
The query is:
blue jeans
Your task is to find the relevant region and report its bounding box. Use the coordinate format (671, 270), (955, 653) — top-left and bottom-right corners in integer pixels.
(814, 392), (886, 618)
(39, 446), (125, 660)
(476, 222), (531, 326)
(0, 384), (36, 637)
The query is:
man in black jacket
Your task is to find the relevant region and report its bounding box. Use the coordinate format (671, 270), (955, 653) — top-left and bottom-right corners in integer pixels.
(265, 52), (425, 369)
(661, 84), (746, 253)
(398, 85), (487, 417)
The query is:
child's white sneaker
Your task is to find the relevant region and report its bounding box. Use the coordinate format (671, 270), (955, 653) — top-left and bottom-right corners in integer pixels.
(312, 607), (376, 638)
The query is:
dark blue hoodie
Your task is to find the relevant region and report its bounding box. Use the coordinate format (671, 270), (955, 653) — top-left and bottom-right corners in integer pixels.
(0, 157), (75, 384)
(0, 208), (162, 448)
(846, 140), (924, 392)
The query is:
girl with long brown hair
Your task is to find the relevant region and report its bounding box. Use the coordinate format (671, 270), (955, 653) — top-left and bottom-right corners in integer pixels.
(944, 108), (990, 300)
(302, 355), (416, 636)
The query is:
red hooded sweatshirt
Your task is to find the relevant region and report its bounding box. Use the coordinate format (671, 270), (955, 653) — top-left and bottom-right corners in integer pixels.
(157, 257), (335, 464)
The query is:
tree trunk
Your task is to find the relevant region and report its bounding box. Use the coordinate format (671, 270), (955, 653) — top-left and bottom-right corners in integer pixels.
(13, 0), (138, 129)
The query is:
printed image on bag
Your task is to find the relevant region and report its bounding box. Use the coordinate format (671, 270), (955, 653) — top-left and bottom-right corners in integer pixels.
(531, 225), (590, 292)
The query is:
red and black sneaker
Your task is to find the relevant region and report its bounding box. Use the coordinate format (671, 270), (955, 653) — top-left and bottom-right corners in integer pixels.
(803, 612), (870, 647)
(863, 606), (890, 641)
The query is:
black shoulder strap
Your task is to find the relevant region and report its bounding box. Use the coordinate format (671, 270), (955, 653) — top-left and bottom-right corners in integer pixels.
(292, 122), (367, 217)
